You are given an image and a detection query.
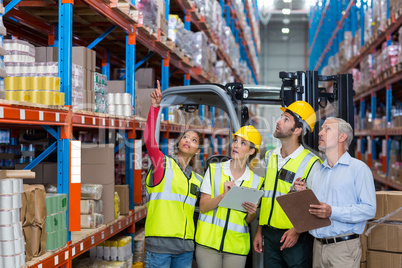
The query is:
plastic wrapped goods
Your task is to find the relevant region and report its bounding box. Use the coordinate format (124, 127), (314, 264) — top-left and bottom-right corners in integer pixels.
(80, 213), (104, 229)
(80, 200), (103, 214)
(136, 0), (158, 33)
(192, 32), (208, 68)
(81, 184), (103, 200)
(181, 29), (193, 57)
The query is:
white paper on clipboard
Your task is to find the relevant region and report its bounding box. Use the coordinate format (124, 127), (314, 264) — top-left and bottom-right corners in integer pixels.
(218, 186), (264, 212)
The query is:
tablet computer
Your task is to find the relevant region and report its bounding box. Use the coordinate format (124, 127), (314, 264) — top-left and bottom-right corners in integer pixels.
(218, 186), (264, 212)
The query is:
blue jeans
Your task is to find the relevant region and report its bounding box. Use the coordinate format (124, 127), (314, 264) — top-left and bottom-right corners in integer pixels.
(144, 250), (193, 268)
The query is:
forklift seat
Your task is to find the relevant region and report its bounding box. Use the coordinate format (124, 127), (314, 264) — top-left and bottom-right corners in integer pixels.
(204, 155), (231, 172)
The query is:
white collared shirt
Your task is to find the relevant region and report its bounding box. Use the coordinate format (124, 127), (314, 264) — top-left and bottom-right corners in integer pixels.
(273, 145), (305, 170)
(200, 160), (251, 195)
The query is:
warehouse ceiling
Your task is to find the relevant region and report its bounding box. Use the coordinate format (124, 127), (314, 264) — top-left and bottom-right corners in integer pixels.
(257, 0), (310, 25)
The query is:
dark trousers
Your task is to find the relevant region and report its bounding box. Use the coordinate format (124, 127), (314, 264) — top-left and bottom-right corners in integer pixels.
(262, 226), (313, 268)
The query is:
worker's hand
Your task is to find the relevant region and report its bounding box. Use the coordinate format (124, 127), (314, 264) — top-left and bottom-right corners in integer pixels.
(293, 177), (306, 191)
(150, 80), (162, 108)
(223, 180), (235, 195)
(242, 201), (257, 215)
(309, 202), (332, 218)
(280, 228), (300, 251)
(253, 228), (264, 253)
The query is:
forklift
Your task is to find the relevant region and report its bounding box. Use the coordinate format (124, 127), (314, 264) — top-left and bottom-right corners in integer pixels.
(152, 70), (355, 160)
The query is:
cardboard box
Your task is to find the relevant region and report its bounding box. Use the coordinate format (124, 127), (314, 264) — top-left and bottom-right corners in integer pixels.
(136, 87), (154, 118)
(374, 191), (402, 221)
(16, 162), (57, 184)
(367, 250), (402, 268)
(115, 185), (129, 215)
(135, 68), (155, 88)
(91, 50), (96, 72)
(102, 183), (115, 224)
(368, 222), (402, 253)
(72, 47), (87, 68)
(35, 47), (47, 62)
(86, 70), (92, 93)
(87, 49), (93, 72)
(46, 47), (58, 62)
(108, 80), (126, 93)
(81, 145), (114, 185)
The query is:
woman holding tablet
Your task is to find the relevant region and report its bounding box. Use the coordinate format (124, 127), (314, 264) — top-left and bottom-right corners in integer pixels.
(195, 126), (264, 268)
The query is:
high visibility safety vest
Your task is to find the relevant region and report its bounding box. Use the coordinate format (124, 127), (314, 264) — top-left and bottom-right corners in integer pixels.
(260, 149), (321, 229)
(145, 156), (203, 240)
(196, 162), (264, 255)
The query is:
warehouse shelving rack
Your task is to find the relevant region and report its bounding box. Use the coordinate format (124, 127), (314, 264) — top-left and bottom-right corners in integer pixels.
(308, 0), (402, 190)
(0, 0), (258, 267)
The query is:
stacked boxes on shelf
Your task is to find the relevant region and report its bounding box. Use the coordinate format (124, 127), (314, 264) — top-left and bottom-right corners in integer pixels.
(72, 46), (96, 111)
(45, 193), (67, 251)
(21, 185), (47, 261)
(94, 72), (108, 113)
(155, 0), (168, 35)
(80, 184), (104, 229)
(193, 0), (254, 83)
(0, 177), (25, 267)
(366, 191), (402, 268)
(0, 14), (6, 99)
(33, 46), (96, 110)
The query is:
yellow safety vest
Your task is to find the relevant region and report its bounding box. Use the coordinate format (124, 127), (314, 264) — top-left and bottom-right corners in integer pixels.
(145, 156), (203, 240)
(196, 162), (264, 255)
(260, 149), (321, 229)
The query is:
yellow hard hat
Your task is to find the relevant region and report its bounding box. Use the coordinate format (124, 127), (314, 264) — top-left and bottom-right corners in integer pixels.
(232, 125), (262, 152)
(280, 101), (316, 132)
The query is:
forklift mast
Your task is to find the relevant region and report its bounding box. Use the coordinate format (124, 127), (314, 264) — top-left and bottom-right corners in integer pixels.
(277, 71), (355, 156)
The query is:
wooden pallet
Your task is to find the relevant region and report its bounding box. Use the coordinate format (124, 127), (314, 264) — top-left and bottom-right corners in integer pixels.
(174, 46), (184, 60)
(0, 99), (68, 110)
(137, 25), (158, 40)
(110, 0), (137, 23)
(166, 41), (176, 52)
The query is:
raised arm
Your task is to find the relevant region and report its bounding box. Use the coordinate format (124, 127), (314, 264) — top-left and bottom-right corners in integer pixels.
(144, 81), (165, 185)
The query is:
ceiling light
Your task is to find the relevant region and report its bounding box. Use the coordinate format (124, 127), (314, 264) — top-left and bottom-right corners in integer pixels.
(283, 0), (292, 3)
(282, 8), (291, 15)
(282, 18), (290, 25)
(281, 28), (290, 34)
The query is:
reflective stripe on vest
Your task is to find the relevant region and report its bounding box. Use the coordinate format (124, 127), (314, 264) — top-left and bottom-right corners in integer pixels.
(145, 156), (203, 239)
(148, 192), (197, 207)
(260, 149), (321, 229)
(196, 162), (264, 255)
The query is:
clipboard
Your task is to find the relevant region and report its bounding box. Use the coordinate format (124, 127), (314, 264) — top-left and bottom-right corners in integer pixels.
(218, 186), (264, 212)
(276, 189), (331, 233)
